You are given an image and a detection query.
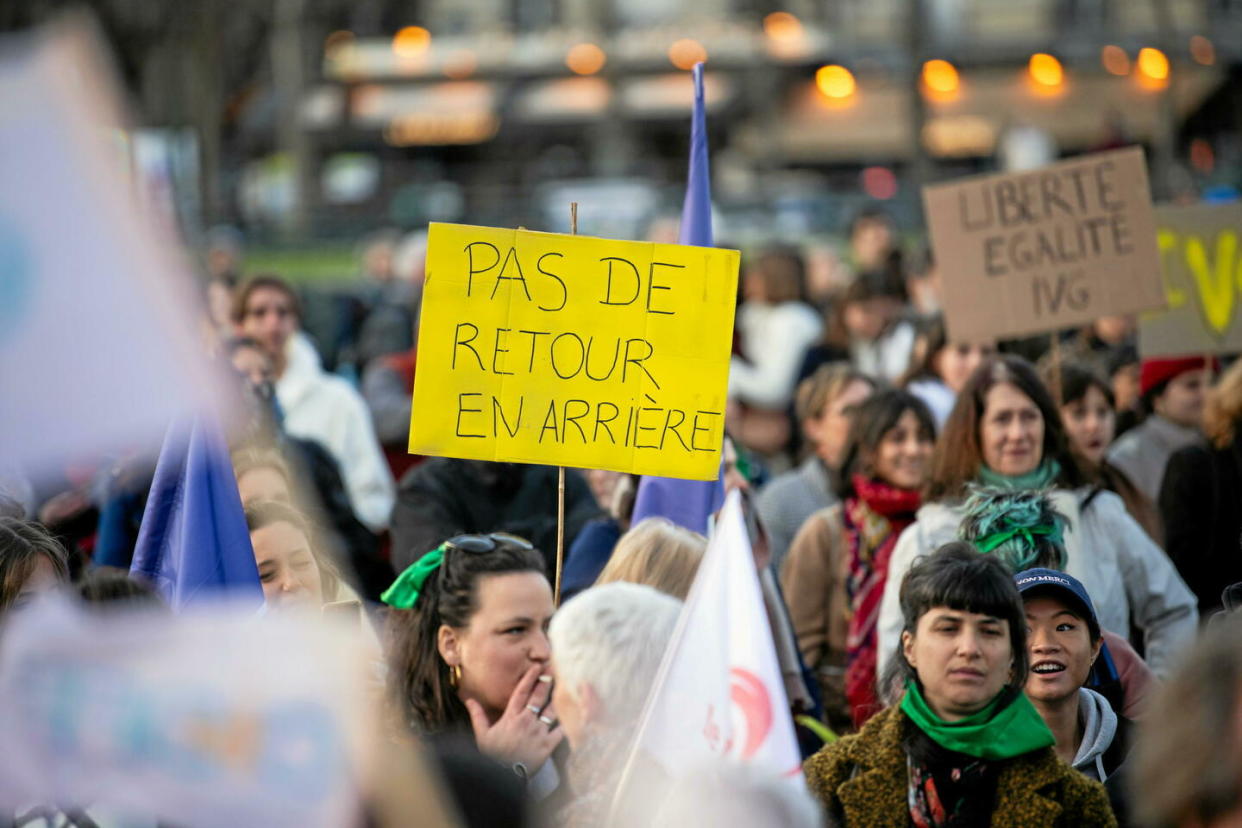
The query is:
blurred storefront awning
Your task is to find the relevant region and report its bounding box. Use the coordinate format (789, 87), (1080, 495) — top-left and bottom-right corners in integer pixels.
(618, 72), (732, 118)
(761, 66), (1225, 162)
(322, 80), (504, 146)
(512, 77), (612, 123)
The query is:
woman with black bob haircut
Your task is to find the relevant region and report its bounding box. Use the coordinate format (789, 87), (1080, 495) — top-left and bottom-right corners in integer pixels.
(804, 543), (1116, 826)
(783, 389), (935, 732)
(384, 533), (563, 787)
(876, 355), (1196, 680)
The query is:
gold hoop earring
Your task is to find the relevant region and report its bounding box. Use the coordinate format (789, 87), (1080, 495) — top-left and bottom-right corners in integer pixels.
(449, 664), (462, 687)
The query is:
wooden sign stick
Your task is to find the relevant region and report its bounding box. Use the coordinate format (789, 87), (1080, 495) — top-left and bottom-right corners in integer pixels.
(554, 202), (579, 606)
(1049, 331), (1063, 407)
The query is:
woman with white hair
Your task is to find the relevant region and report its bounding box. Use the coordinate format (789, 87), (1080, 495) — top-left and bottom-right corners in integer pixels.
(548, 582), (682, 827)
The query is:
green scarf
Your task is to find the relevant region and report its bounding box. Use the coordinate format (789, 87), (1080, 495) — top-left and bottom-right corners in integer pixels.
(977, 458), (1061, 491)
(900, 679), (1054, 760)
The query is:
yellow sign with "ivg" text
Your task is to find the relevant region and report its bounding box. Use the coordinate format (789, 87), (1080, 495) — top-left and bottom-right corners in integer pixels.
(408, 222), (740, 480)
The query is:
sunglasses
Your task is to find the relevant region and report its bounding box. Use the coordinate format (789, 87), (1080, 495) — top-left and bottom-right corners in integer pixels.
(441, 532), (535, 554)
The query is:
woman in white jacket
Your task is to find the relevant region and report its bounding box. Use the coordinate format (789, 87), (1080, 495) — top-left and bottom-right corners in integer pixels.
(876, 355), (1196, 681)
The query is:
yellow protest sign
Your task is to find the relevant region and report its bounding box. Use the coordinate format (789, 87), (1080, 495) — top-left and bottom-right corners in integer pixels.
(1139, 202), (1242, 357)
(409, 223), (740, 480)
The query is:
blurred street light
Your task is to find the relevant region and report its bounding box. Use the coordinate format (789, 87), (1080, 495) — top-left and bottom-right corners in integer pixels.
(1137, 48), (1167, 83)
(763, 12), (803, 42)
(921, 59), (959, 100)
(566, 43), (607, 75)
(393, 26), (431, 59)
(668, 39), (708, 71)
(1101, 45), (1130, 76)
(815, 64), (855, 101)
(1189, 36), (1215, 66)
(1028, 53), (1064, 88)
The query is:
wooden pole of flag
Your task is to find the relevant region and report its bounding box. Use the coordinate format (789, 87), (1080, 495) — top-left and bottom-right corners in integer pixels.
(554, 203), (578, 606)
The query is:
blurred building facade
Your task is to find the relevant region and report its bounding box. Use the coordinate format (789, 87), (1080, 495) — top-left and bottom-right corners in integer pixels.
(4, 0), (1241, 245)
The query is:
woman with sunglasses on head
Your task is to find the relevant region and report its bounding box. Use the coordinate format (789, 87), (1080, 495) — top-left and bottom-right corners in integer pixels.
(384, 533), (563, 793)
(875, 355), (1196, 681)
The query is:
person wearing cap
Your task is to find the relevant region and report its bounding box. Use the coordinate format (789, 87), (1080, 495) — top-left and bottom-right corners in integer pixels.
(1016, 570), (1131, 778)
(1018, 568), (1134, 825)
(875, 355), (1197, 682)
(1106, 356), (1215, 504)
(805, 544), (1116, 827)
(953, 487), (1155, 720)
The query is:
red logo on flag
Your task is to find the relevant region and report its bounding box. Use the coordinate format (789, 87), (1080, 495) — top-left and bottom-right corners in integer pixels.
(729, 667), (772, 759)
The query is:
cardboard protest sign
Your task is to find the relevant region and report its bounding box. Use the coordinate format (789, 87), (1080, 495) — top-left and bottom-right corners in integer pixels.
(409, 223), (739, 480)
(0, 20), (224, 478)
(1139, 202), (1242, 357)
(923, 146), (1165, 342)
(0, 599), (382, 828)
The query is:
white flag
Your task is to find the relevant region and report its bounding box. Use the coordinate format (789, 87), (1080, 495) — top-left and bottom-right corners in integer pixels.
(623, 490), (803, 794)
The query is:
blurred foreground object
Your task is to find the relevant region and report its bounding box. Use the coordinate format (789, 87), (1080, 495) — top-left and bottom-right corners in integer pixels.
(0, 595), (418, 827)
(0, 16), (224, 479)
(1131, 611), (1242, 828)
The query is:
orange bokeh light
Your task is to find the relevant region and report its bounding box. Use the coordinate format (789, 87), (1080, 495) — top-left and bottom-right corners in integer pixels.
(763, 12), (804, 42)
(1101, 45), (1130, 76)
(1137, 47), (1170, 81)
(393, 26), (431, 59)
(1190, 36), (1215, 66)
(566, 43), (607, 75)
(922, 59), (959, 95)
(668, 39), (708, 71)
(815, 64), (856, 100)
(1028, 53), (1064, 87)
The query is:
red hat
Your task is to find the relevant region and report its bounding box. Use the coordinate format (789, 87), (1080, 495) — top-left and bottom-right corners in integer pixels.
(1139, 356), (1218, 398)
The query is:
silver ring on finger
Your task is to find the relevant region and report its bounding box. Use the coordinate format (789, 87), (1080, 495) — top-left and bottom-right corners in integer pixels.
(538, 714), (555, 726)
(526, 704), (541, 715)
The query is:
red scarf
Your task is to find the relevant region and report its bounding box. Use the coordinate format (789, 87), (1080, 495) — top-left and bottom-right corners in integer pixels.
(842, 475), (921, 727)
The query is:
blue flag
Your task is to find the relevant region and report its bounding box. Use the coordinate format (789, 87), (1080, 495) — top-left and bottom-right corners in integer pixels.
(677, 63), (713, 248)
(130, 417), (262, 610)
(632, 63), (726, 534)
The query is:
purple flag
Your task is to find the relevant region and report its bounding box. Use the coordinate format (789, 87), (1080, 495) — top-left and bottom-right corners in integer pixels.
(632, 63), (726, 534)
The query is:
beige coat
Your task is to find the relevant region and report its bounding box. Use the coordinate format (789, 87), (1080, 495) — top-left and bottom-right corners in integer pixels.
(780, 505), (852, 733)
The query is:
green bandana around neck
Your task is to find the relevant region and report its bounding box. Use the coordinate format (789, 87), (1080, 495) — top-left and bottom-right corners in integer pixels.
(977, 458), (1061, 492)
(899, 679), (1054, 760)
(381, 545), (446, 609)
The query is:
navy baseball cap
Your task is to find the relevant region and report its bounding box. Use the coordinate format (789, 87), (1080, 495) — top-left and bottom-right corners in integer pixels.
(1014, 568), (1100, 640)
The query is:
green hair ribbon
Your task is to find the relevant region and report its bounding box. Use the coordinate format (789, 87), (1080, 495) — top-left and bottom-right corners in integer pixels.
(381, 545), (446, 609)
(973, 523), (1060, 555)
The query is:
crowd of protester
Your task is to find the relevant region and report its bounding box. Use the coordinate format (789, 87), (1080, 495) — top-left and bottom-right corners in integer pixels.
(5, 208), (1242, 828)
